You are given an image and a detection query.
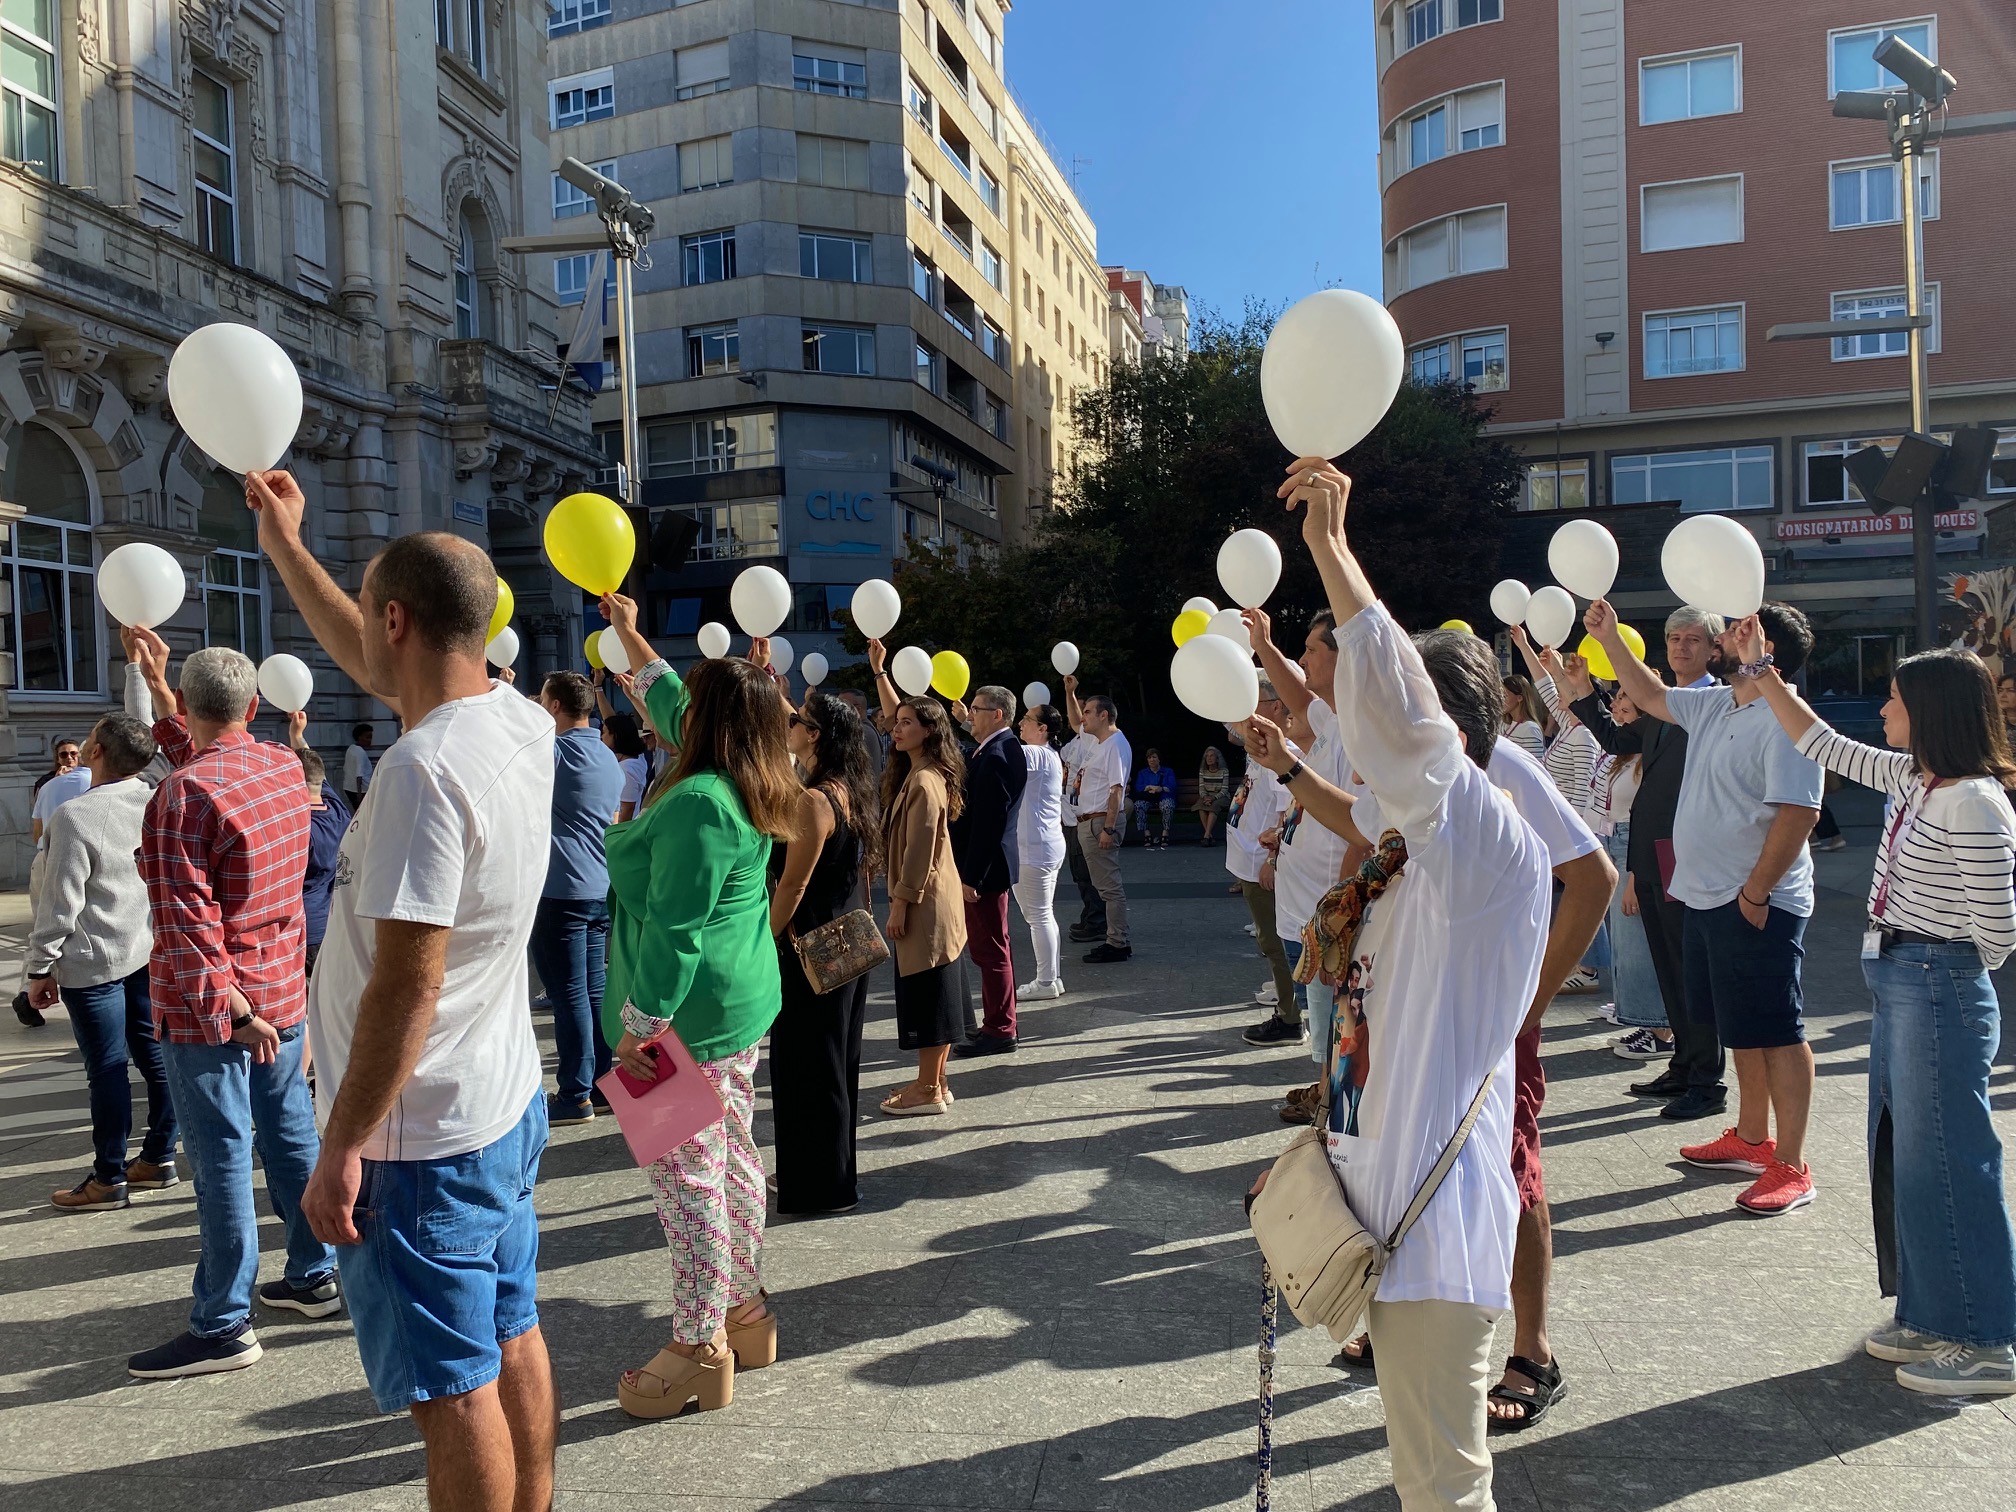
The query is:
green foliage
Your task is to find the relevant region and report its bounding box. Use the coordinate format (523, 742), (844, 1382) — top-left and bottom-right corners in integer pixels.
(837, 305), (1524, 760)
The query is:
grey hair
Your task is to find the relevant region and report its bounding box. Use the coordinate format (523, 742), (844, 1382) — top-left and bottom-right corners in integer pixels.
(1256, 677), (1280, 704)
(972, 684), (1016, 722)
(179, 646), (259, 724)
(1665, 605), (1726, 640)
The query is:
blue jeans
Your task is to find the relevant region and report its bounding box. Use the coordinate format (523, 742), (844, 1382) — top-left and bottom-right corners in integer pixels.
(1281, 936), (1336, 1069)
(62, 969), (177, 1185)
(340, 1094), (548, 1412)
(1605, 826), (1666, 1029)
(527, 896), (610, 1105)
(160, 1025), (335, 1338)
(1865, 942), (2016, 1347)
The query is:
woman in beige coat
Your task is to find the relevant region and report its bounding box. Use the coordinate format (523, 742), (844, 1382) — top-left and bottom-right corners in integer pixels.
(875, 688), (969, 1115)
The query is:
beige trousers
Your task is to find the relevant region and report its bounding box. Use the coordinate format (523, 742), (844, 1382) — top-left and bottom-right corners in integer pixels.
(1365, 1297), (1500, 1511)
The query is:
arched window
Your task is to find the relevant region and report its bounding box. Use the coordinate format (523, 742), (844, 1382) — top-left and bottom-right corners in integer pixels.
(195, 458), (264, 657)
(454, 215), (481, 339)
(0, 421), (99, 693)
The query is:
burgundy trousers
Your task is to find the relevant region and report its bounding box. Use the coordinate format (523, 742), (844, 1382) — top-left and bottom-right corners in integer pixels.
(965, 889), (1017, 1041)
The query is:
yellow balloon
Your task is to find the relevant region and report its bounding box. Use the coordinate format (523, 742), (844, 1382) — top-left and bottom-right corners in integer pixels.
(1172, 609), (1210, 647)
(585, 632), (606, 671)
(1440, 619), (1475, 635)
(489, 578), (514, 643)
(1576, 624), (1645, 682)
(544, 492), (635, 595)
(930, 650), (971, 701)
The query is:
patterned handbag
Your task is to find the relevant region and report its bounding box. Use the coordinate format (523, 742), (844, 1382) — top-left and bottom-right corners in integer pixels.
(791, 908), (889, 995)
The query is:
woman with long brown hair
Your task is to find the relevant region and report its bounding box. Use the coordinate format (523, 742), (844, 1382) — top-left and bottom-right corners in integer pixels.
(867, 638), (969, 1115)
(597, 593), (799, 1418)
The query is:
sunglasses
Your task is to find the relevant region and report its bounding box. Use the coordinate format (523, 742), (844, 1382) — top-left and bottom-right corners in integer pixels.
(789, 713), (819, 732)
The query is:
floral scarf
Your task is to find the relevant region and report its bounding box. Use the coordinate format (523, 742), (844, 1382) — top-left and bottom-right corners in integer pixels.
(1294, 830), (1408, 988)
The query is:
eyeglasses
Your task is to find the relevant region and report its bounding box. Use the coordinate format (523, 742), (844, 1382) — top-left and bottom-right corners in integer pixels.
(789, 713), (819, 732)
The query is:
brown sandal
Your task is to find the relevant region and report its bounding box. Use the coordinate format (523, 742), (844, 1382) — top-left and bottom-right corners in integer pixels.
(727, 1294), (778, 1370)
(617, 1341), (733, 1418)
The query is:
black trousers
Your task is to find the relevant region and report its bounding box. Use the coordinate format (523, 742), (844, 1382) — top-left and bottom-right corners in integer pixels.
(1064, 824), (1105, 933)
(1633, 865), (1726, 1093)
(768, 951), (868, 1214)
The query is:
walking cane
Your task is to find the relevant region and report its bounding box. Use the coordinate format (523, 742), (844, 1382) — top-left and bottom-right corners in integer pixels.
(1256, 1263), (1278, 1512)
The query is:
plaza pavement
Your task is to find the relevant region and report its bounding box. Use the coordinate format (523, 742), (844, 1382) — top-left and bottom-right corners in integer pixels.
(3, 798), (2016, 1512)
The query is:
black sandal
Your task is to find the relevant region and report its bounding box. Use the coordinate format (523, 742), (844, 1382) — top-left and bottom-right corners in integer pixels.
(1336, 1333), (1374, 1368)
(1487, 1353), (1565, 1431)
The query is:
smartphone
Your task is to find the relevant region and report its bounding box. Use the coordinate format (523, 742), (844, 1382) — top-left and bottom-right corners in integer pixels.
(615, 1041), (672, 1100)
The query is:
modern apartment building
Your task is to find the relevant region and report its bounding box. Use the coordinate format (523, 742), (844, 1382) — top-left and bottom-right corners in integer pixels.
(1375, 1), (2016, 693)
(545, 0), (1113, 666)
(1105, 268), (1191, 366)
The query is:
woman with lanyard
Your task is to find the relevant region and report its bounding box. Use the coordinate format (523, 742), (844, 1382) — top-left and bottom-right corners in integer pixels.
(1739, 621), (2016, 1397)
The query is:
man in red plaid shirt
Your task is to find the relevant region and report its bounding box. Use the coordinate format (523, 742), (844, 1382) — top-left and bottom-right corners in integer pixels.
(122, 628), (336, 1381)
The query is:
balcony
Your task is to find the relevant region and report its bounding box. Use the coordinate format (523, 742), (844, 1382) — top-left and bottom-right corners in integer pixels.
(440, 339), (594, 440)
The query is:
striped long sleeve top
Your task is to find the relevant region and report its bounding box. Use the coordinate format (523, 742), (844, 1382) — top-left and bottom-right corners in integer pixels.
(1536, 677), (1604, 832)
(1794, 721), (2016, 968)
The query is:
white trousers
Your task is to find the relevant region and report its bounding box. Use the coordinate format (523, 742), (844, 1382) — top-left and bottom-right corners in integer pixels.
(1011, 861), (1062, 986)
(1365, 1297), (1500, 1511)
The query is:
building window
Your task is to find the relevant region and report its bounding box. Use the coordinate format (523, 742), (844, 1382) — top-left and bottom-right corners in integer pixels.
(794, 48), (867, 99)
(1526, 461), (1588, 513)
(907, 75), (933, 127)
(435, 0), (485, 73)
(682, 229), (737, 285)
(1, 0), (58, 176)
(1400, 0), (1499, 53)
(978, 166), (1001, 217)
(555, 159), (617, 220)
(1639, 48), (1740, 124)
(453, 217), (479, 338)
(547, 0), (609, 37)
(1640, 175), (1743, 253)
(1831, 284), (1941, 361)
(1805, 433), (1924, 506)
(1990, 432), (2016, 496)
(800, 134), (870, 190)
(675, 41), (730, 99)
(555, 253), (593, 305)
(655, 501), (782, 562)
(979, 241), (1003, 291)
(686, 322), (740, 376)
(1397, 83), (1503, 175)
(1830, 152), (1937, 229)
(645, 412), (778, 477)
(192, 70), (239, 263)
(1612, 446), (1774, 513)
(551, 70), (615, 128)
(1644, 305), (1745, 378)
(914, 340), (939, 393)
(1829, 18), (1934, 98)
(979, 316), (1007, 367)
(800, 231), (872, 282)
(1386, 206), (1506, 295)
(1408, 328), (1508, 390)
(1410, 342), (1452, 385)
(681, 134), (733, 192)
(192, 458), (263, 657)
(1, 422), (99, 693)
(908, 156), (934, 215)
(912, 249), (935, 304)
(802, 322), (875, 375)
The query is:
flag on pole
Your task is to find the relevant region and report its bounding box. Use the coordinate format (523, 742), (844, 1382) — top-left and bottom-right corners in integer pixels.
(564, 252), (611, 393)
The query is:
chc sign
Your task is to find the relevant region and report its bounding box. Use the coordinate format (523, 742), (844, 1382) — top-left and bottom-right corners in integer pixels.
(805, 490), (878, 522)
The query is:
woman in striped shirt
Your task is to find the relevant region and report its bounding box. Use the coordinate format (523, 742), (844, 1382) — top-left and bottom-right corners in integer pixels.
(1741, 627), (2016, 1397)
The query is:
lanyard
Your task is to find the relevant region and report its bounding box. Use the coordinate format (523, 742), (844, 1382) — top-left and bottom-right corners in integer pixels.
(1872, 777), (1944, 920)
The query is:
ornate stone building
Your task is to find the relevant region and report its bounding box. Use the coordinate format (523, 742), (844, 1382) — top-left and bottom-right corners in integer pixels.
(0, 0), (598, 882)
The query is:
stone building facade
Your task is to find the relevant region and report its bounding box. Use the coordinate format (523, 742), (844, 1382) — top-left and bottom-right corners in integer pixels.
(0, 0), (598, 883)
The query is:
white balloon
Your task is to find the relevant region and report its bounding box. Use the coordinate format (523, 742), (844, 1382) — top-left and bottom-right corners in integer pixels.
(1548, 519), (1621, 601)
(1051, 641), (1080, 675)
(1022, 680), (1051, 712)
(1488, 579), (1532, 625)
(1259, 290), (1406, 459)
(484, 626), (520, 669)
(255, 653), (315, 714)
(800, 651), (829, 687)
(767, 636), (794, 676)
(1204, 606), (1254, 653)
(1170, 634), (1261, 723)
(97, 542), (186, 629)
(1525, 586), (1578, 650)
(730, 564), (792, 637)
(1216, 529), (1283, 610)
(167, 322), (305, 474)
(1662, 515), (1766, 620)
(598, 626), (632, 676)
(1181, 595), (1218, 617)
(891, 645), (934, 696)
(697, 621), (731, 659)
(849, 578), (902, 640)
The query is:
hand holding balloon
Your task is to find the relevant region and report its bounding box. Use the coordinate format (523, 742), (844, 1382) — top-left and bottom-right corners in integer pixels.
(1584, 598), (1620, 644)
(748, 635), (771, 671)
(1277, 459), (1352, 544)
(245, 470), (308, 552)
(865, 638), (888, 677)
(1557, 652), (1595, 700)
(1240, 604), (1272, 654)
(128, 626), (174, 711)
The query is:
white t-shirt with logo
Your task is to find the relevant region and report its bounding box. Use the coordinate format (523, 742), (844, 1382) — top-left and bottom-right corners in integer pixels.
(1059, 732), (1097, 826)
(1274, 698), (1354, 939)
(311, 684), (554, 1162)
(1075, 729), (1131, 828)
(1225, 759), (1289, 886)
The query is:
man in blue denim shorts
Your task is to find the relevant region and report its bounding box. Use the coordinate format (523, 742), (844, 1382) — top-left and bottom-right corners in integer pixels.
(254, 471), (557, 1512)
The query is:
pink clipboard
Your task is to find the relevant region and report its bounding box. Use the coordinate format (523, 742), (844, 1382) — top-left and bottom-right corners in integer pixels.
(594, 1027), (725, 1168)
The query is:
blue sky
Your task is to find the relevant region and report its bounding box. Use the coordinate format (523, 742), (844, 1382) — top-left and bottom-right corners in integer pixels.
(1003, 0), (1383, 325)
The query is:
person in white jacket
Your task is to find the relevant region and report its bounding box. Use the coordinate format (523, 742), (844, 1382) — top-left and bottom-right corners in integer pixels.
(27, 714), (178, 1211)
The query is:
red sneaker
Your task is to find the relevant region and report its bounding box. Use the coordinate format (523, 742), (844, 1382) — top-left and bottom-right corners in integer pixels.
(1736, 1160), (1815, 1216)
(1679, 1127), (1777, 1175)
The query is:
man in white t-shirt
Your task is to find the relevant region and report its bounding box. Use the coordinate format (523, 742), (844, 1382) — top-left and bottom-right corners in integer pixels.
(342, 723), (375, 805)
(1225, 686), (1302, 1046)
(1074, 693), (1134, 960)
(1059, 673), (1106, 944)
(248, 469), (556, 1512)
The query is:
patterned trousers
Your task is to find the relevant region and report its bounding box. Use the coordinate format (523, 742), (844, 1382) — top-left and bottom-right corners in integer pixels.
(642, 1043), (765, 1344)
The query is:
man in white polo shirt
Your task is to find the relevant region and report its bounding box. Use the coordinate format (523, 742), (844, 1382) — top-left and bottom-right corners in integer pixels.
(1226, 684), (1300, 1046)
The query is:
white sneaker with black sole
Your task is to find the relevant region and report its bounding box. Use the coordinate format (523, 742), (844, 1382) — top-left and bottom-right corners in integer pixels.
(258, 1274), (345, 1319)
(1557, 969), (1601, 995)
(128, 1328), (264, 1378)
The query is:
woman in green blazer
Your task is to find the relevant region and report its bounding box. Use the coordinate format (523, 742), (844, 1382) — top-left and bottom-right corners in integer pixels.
(596, 593), (799, 1420)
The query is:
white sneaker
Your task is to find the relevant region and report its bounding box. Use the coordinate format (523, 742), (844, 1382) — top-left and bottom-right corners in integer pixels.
(1255, 982), (1280, 1007)
(1016, 980), (1066, 1001)
(1557, 969), (1601, 995)
(1243, 922), (1258, 937)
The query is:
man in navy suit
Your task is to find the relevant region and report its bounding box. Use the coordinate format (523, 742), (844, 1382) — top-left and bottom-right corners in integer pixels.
(952, 685), (1029, 1057)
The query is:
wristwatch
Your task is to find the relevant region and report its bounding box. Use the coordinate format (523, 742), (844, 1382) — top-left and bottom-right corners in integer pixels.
(1281, 759), (1308, 786)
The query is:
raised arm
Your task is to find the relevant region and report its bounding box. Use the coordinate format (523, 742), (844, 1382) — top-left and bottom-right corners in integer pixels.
(1063, 672), (1084, 734)
(1243, 605), (1313, 722)
(1586, 599), (1672, 724)
(600, 591), (659, 683)
(866, 638), (899, 722)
